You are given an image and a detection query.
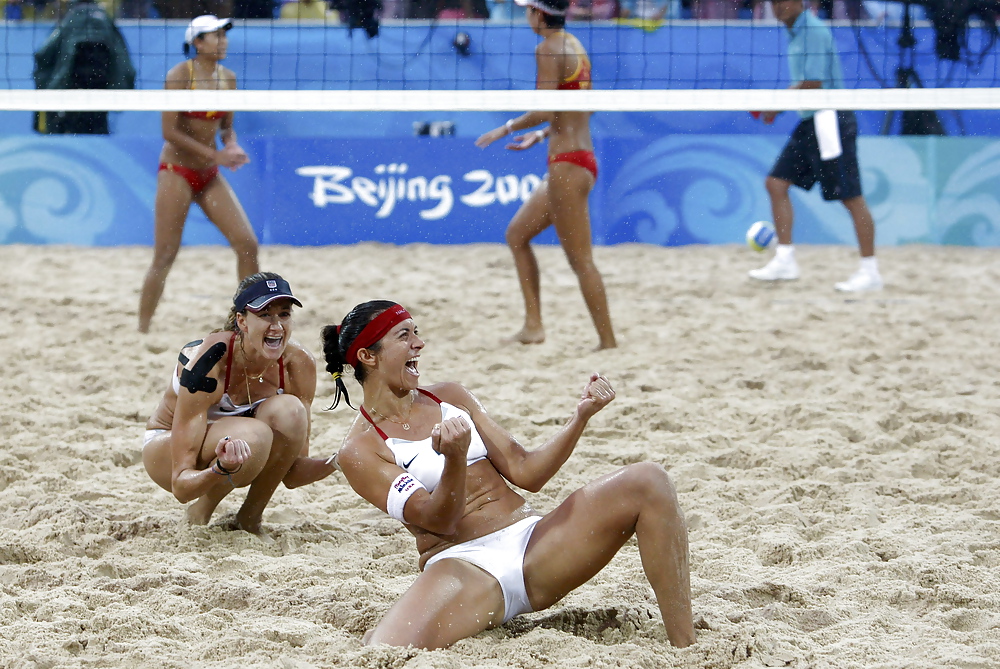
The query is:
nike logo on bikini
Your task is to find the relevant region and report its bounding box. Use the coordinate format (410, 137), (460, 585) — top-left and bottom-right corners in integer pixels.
(403, 455), (418, 468)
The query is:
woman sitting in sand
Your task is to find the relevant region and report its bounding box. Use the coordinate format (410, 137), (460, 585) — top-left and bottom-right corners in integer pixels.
(320, 300), (695, 649)
(143, 272), (336, 535)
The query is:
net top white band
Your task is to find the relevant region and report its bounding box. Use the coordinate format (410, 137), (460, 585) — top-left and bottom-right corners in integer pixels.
(6, 88), (1000, 112)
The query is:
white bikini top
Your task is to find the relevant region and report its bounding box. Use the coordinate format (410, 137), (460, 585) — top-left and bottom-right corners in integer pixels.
(360, 390), (488, 491)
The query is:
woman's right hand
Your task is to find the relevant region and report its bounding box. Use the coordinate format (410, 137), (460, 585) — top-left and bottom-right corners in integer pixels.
(430, 417), (471, 460)
(215, 435), (251, 471)
(577, 373), (615, 420)
(215, 143), (250, 170)
(506, 130), (544, 152)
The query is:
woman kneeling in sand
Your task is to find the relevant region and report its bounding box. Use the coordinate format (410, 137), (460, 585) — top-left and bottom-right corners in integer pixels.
(143, 272), (336, 535)
(321, 300), (695, 649)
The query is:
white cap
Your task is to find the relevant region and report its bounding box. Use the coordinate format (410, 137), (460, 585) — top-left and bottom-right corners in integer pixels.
(184, 15), (233, 45)
(514, 0), (568, 15)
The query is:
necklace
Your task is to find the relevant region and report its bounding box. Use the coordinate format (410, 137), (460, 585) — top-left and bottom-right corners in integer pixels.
(239, 336), (275, 404)
(367, 391), (416, 430)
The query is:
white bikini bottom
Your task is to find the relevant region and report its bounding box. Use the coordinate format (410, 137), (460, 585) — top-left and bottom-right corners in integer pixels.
(424, 515), (542, 623)
(143, 429), (167, 448)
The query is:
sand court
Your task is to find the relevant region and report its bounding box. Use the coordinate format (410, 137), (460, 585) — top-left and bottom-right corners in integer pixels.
(3, 242), (999, 668)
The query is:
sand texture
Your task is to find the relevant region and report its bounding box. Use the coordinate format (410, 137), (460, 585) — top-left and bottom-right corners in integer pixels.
(3, 243), (1000, 668)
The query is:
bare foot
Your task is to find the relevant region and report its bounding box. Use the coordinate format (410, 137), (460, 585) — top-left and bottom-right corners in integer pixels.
(221, 517), (275, 543)
(595, 340), (617, 351)
(502, 327), (545, 345)
(185, 497), (219, 525)
(232, 514), (267, 537)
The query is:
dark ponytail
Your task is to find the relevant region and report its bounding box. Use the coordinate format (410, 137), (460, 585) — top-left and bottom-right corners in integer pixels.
(321, 324), (354, 410)
(320, 299), (399, 411)
(542, 11), (566, 28)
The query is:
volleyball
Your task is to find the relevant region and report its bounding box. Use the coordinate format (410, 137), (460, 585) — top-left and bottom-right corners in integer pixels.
(746, 221), (776, 252)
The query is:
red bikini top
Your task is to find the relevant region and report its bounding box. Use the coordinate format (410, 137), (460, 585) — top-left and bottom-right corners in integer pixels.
(182, 60), (229, 120)
(552, 35), (592, 91)
(182, 110), (225, 120)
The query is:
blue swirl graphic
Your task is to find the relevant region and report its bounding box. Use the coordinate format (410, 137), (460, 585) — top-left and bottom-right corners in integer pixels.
(605, 136), (778, 245)
(935, 141), (1000, 246)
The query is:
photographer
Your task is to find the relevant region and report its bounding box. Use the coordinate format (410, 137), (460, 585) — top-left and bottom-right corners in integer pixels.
(32, 0), (136, 135)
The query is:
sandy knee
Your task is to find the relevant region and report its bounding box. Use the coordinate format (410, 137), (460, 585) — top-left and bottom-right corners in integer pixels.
(505, 229), (531, 249)
(624, 462), (677, 503)
(565, 255), (598, 277)
(258, 395), (308, 443)
(232, 238), (259, 259)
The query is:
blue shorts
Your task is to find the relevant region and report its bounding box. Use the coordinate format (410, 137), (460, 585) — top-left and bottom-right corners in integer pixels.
(769, 110), (862, 202)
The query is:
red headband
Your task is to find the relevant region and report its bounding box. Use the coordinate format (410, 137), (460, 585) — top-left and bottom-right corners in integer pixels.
(345, 304), (412, 368)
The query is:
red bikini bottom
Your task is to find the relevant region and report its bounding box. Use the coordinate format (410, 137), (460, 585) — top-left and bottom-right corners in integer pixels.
(159, 162), (219, 195)
(548, 150), (598, 179)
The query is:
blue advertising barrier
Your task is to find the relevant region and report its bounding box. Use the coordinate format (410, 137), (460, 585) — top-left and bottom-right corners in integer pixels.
(3, 133), (999, 247)
(267, 138), (549, 245)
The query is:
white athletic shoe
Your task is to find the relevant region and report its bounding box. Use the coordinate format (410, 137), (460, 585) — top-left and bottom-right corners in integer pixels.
(748, 255), (800, 281)
(834, 269), (883, 293)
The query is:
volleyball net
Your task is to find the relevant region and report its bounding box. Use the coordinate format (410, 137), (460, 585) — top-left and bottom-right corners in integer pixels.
(4, 86), (1000, 112)
(2, 0), (1000, 101)
(2, 6), (999, 249)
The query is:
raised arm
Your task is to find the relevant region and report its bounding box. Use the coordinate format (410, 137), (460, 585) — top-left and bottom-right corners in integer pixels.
(338, 417), (472, 535)
(433, 375), (615, 493)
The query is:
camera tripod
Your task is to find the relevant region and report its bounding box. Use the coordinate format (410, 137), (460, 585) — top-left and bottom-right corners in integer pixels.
(880, 1), (946, 135)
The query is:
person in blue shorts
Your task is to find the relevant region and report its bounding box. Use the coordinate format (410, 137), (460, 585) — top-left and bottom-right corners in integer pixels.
(750, 0), (883, 293)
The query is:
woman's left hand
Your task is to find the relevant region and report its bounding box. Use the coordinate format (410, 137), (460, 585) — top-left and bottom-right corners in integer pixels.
(475, 126), (507, 149)
(217, 143), (250, 170)
(577, 373), (615, 419)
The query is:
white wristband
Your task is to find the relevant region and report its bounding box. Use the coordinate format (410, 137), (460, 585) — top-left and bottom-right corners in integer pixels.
(535, 130), (545, 141)
(386, 472), (425, 522)
(324, 452), (340, 470)
(505, 119), (515, 135)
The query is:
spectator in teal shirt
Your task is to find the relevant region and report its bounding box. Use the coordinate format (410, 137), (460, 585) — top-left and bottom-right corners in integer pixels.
(786, 6), (843, 117)
(749, 0), (882, 293)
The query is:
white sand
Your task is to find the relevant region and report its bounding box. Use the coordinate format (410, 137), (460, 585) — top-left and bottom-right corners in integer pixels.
(4, 243), (1000, 668)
